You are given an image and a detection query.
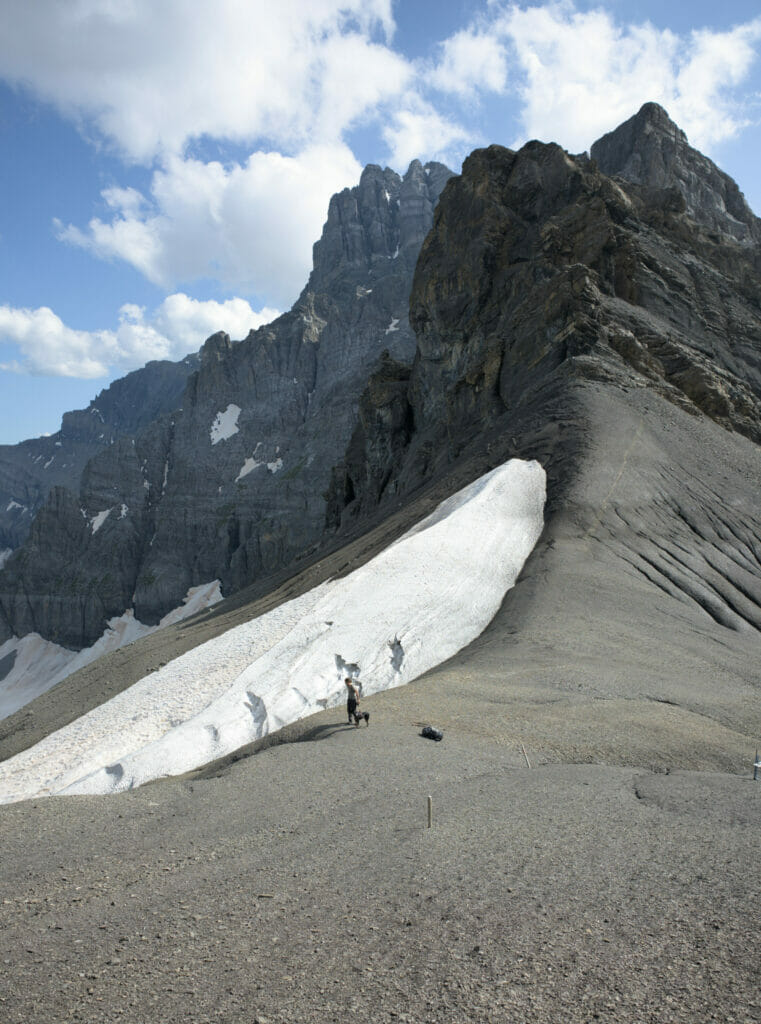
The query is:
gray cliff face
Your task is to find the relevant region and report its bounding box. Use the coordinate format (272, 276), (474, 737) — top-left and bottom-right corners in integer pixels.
(328, 108), (761, 535)
(0, 161), (452, 649)
(591, 102), (761, 245)
(0, 357), (198, 555)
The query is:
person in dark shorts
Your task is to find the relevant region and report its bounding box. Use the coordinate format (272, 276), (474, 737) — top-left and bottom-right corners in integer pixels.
(344, 677), (369, 726)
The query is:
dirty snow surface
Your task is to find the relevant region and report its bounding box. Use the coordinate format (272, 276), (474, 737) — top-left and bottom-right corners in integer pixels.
(0, 582), (223, 722)
(0, 460), (545, 803)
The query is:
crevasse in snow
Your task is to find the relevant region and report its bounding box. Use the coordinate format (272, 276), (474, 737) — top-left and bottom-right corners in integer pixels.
(0, 460), (545, 803)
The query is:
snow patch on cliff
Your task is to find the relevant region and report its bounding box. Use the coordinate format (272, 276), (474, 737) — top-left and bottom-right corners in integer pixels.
(236, 443), (282, 480)
(210, 404), (241, 445)
(90, 509), (111, 534)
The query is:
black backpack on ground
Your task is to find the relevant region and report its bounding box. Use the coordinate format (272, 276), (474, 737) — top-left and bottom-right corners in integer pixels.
(421, 725), (443, 742)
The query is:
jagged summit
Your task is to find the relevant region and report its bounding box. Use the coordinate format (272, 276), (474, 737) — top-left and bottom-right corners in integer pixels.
(306, 159), (451, 294)
(329, 120), (761, 530)
(591, 102), (761, 243)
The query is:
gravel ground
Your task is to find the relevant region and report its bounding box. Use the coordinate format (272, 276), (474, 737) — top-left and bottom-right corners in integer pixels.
(1, 715), (759, 1024)
(1, 385), (760, 1023)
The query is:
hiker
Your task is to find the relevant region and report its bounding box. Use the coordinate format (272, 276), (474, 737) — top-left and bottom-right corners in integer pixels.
(344, 677), (369, 727)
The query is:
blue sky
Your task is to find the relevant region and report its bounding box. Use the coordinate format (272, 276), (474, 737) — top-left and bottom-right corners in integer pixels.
(1, 0), (760, 444)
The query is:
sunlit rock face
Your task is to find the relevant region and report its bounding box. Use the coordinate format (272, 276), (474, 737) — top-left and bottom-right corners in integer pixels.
(0, 161), (453, 649)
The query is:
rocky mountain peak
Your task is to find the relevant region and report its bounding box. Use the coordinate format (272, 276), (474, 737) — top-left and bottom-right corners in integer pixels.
(328, 115), (761, 531)
(307, 159), (452, 294)
(591, 102), (760, 244)
(199, 331), (233, 365)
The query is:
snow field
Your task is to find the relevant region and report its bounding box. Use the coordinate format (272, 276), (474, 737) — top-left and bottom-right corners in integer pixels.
(0, 459), (546, 803)
(0, 582), (223, 722)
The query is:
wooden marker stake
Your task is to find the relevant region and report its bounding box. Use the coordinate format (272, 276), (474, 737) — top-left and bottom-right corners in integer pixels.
(427, 795), (433, 829)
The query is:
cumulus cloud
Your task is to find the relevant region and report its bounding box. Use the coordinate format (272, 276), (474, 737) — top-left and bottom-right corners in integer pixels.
(0, 0), (399, 161)
(429, 29), (508, 97)
(383, 102), (473, 170)
(0, 1), (470, 307)
(57, 144), (363, 307)
(0, 296), (278, 378)
(3, 0), (760, 315)
(0, 306), (115, 378)
(492, 4), (761, 154)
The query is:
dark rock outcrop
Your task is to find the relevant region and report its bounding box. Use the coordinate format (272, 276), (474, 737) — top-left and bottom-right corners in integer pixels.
(0, 356), (198, 555)
(591, 102), (761, 245)
(0, 161), (452, 648)
(6, 102), (761, 655)
(328, 106), (761, 533)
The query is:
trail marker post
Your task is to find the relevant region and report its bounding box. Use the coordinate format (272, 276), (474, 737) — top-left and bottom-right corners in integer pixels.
(427, 795), (433, 829)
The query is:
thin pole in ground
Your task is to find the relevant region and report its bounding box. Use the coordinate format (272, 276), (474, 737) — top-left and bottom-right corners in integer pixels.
(427, 795), (433, 828)
(521, 743), (532, 769)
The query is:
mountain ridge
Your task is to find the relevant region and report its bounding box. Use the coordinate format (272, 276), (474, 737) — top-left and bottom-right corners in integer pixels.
(2, 102), (760, 668)
(327, 105), (761, 536)
(0, 354), (200, 554)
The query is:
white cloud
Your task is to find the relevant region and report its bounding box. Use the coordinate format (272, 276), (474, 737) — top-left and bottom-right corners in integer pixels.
(0, 0), (460, 303)
(0, 306), (115, 377)
(673, 24), (761, 146)
(0, 295), (278, 378)
(383, 102), (473, 170)
(57, 143), (363, 307)
(492, 4), (761, 154)
(4, 0), (759, 318)
(152, 295), (278, 353)
(0, 0), (466, 306)
(0, 0), (400, 161)
(430, 29), (508, 97)
(308, 31), (415, 143)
